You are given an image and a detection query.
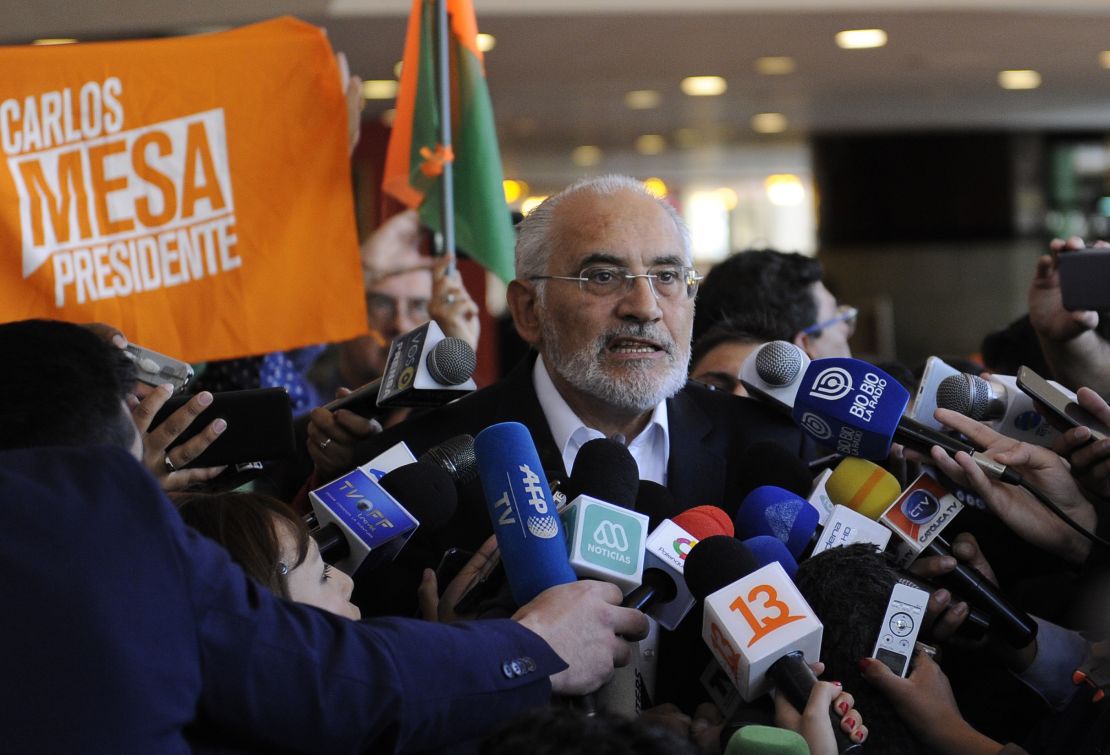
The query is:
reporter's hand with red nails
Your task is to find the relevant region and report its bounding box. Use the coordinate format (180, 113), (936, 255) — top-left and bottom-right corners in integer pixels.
(773, 677), (867, 754)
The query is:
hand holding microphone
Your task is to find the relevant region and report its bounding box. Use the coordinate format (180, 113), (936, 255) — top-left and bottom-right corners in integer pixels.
(1054, 386), (1110, 500)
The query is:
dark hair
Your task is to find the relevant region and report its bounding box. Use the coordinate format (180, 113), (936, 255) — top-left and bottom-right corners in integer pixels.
(979, 315), (1049, 376)
(0, 319), (137, 451)
(480, 707), (697, 755)
(690, 317), (777, 370)
(174, 491), (310, 599)
(693, 250), (823, 342)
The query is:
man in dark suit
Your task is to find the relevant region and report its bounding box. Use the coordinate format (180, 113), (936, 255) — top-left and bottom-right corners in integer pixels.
(0, 319), (648, 753)
(341, 176), (808, 717)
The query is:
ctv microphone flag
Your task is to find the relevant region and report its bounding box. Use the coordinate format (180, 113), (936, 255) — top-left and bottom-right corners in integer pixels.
(0, 18), (365, 362)
(383, 0), (514, 283)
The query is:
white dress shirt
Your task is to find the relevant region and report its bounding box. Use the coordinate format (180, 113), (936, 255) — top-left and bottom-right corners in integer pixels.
(532, 355), (670, 484)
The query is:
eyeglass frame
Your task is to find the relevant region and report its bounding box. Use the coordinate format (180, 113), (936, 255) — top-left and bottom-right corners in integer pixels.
(801, 304), (858, 337)
(364, 291), (431, 324)
(527, 263), (703, 300)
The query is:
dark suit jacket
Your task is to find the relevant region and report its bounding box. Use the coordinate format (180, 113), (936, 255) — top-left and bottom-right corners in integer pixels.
(0, 445), (563, 754)
(350, 354), (810, 711)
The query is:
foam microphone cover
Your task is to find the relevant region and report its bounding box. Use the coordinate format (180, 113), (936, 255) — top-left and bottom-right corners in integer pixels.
(636, 480), (679, 529)
(376, 461), (459, 529)
(474, 422), (577, 605)
(736, 441), (815, 498)
(569, 437), (639, 508)
(724, 725), (810, 755)
(744, 535), (800, 579)
(673, 505), (734, 539)
(683, 535), (760, 600)
(734, 486), (820, 558)
(825, 457), (901, 520)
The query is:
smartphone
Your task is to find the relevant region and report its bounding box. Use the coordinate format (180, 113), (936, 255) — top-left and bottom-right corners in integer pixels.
(1058, 248), (1110, 312)
(1016, 366), (1109, 441)
(149, 388), (296, 468)
(434, 547), (474, 597)
(123, 344), (194, 394)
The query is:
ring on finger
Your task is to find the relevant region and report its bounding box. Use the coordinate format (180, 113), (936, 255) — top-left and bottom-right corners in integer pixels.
(319, 437), (332, 451)
(164, 455), (178, 473)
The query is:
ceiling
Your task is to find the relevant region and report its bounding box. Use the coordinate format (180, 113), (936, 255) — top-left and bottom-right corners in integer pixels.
(6, 1), (1110, 169)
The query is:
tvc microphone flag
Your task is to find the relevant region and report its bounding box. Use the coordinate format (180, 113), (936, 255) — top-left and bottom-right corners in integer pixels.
(0, 18), (366, 362)
(383, 0), (515, 283)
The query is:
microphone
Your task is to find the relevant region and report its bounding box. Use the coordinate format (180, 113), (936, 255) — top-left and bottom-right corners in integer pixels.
(937, 372), (1063, 448)
(474, 422), (577, 606)
(623, 506), (734, 629)
(826, 458), (1037, 648)
(685, 536), (860, 754)
(739, 340), (812, 416)
(562, 439), (649, 593)
(419, 434), (478, 487)
(789, 357), (1022, 485)
(309, 460), (458, 576)
(635, 480), (678, 529)
(325, 320), (477, 417)
(723, 725), (810, 755)
(734, 486), (820, 559)
(744, 535), (800, 579)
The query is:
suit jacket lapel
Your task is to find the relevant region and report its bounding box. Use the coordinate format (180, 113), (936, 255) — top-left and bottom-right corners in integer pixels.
(666, 385), (727, 509)
(491, 354), (566, 477)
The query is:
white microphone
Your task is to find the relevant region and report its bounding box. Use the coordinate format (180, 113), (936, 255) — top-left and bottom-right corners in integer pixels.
(936, 372), (1066, 448)
(739, 340), (811, 416)
(561, 494), (649, 593)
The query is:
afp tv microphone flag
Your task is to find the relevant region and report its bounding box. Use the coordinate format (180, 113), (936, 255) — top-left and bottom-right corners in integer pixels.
(383, 0), (515, 284)
(0, 18), (365, 362)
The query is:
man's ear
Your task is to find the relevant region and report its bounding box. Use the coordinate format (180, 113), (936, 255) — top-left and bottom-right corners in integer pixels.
(792, 330), (812, 358)
(506, 280), (542, 346)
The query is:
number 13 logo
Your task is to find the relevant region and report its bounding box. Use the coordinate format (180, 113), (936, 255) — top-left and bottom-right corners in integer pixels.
(730, 583), (806, 647)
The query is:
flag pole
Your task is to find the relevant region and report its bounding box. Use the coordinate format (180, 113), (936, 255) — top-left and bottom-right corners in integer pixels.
(434, 0), (457, 275)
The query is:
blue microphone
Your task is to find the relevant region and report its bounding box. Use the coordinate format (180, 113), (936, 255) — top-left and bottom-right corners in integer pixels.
(791, 358), (910, 459)
(734, 486), (820, 559)
(743, 535), (800, 579)
(474, 422), (577, 606)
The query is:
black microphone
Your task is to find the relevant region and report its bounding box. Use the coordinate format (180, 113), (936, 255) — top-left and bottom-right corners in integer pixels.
(567, 437), (640, 507)
(419, 434), (478, 487)
(735, 441), (814, 500)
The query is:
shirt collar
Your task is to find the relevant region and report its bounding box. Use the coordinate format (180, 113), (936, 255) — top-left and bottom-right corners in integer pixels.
(532, 354), (670, 474)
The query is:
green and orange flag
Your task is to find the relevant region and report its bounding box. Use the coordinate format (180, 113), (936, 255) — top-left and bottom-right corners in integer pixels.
(383, 0), (515, 284)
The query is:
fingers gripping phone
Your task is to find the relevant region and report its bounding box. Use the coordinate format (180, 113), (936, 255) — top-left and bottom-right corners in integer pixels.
(1016, 366), (1109, 442)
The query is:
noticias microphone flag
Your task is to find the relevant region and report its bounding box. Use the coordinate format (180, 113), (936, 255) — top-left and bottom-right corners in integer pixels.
(0, 18), (366, 362)
(383, 0), (515, 284)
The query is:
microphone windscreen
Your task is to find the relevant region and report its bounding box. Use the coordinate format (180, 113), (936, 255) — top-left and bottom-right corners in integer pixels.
(474, 422), (576, 605)
(673, 505), (734, 539)
(425, 337), (477, 385)
(376, 461), (458, 529)
(635, 480), (678, 529)
(683, 535), (759, 600)
(743, 535), (799, 579)
(419, 434), (478, 487)
(569, 437), (639, 508)
(734, 486), (819, 558)
(736, 441), (814, 498)
(825, 458), (901, 520)
(724, 725), (809, 755)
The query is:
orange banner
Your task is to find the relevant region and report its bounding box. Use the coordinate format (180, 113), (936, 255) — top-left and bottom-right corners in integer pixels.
(0, 17), (366, 362)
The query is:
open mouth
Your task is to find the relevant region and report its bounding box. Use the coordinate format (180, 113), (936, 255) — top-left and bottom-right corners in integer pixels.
(607, 336), (664, 355)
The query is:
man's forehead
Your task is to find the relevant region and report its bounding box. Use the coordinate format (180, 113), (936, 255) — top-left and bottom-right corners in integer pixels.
(549, 190), (686, 266)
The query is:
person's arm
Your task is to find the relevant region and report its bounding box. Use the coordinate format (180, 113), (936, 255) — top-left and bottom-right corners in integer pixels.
(1028, 238), (1110, 397)
(1053, 387), (1110, 502)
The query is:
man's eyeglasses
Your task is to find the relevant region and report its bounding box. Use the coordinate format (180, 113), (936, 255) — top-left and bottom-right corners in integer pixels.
(802, 304), (858, 337)
(528, 265), (702, 300)
(366, 292), (430, 324)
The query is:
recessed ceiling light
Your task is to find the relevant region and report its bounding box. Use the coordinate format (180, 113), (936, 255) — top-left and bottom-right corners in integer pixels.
(635, 134), (666, 155)
(998, 69), (1041, 90)
(765, 174), (806, 206)
(835, 29), (887, 50)
(393, 60), (404, 79)
(571, 146), (602, 167)
(643, 177), (668, 198)
(1100, 51), (1110, 69)
(625, 90), (661, 110)
(477, 33), (496, 53)
(31, 38), (77, 46)
(362, 80), (399, 99)
(681, 76), (728, 97)
(715, 187), (739, 210)
(751, 113), (788, 134)
(755, 56), (796, 75)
